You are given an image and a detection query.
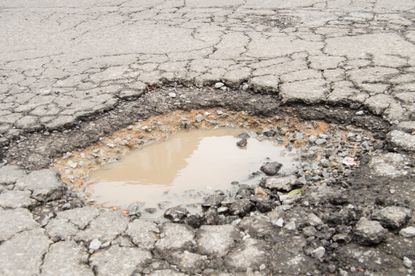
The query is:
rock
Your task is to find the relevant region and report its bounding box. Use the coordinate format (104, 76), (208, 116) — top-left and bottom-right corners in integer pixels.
(194, 114), (204, 123)
(403, 257), (412, 269)
(90, 245), (151, 276)
(42, 241), (93, 276)
(388, 130), (415, 151)
(274, 218), (284, 227)
(0, 190), (35, 208)
(311, 246), (325, 260)
(0, 165), (25, 184)
(400, 226), (415, 238)
(126, 219), (159, 249)
(229, 199), (253, 217)
(15, 169), (64, 202)
(89, 239), (102, 252)
(260, 162), (283, 176)
(196, 225), (240, 257)
(354, 217), (387, 245)
(164, 206), (189, 222)
(263, 129), (277, 137)
(168, 92), (176, 97)
(201, 193), (225, 208)
(307, 213), (323, 226)
(237, 132), (250, 139)
(236, 138), (247, 148)
(0, 229), (51, 276)
(214, 82), (225, 89)
(155, 223), (194, 252)
(0, 208), (38, 241)
(184, 214), (204, 228)
(261, 175), (299, 192)
(127, 202), (143, 217)
(374, 206), (412, 230)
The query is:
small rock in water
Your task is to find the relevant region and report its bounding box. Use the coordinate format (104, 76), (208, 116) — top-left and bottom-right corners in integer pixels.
(400, 226), (415, 238)
(354, 217), (387, 245)
(127, 202), (144, 218)
(236, 138), (247, 148)
(237, 132), (250, 139)
(164, 206), (189, 222)
(260, 161), (283, 176)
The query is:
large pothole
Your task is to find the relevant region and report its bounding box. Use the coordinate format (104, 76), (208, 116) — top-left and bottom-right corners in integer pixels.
(53, 108), (380, 223)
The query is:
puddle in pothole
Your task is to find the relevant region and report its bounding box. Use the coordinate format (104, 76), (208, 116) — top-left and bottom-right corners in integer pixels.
(87, 128), (298, 212)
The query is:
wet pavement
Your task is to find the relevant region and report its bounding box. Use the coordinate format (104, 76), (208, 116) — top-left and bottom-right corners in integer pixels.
(1, 0), (415, 275)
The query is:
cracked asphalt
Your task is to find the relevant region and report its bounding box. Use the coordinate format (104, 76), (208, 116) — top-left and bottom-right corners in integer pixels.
(1, 0), (415, 275)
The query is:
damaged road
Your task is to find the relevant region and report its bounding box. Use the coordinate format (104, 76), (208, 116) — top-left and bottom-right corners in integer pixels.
(1, 0), (415, 275)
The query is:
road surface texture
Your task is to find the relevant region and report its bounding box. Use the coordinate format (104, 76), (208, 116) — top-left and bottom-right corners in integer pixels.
(0, 0), (415, 275)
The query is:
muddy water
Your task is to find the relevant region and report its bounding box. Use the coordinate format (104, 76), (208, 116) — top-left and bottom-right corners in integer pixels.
(88, 128), (298, 212)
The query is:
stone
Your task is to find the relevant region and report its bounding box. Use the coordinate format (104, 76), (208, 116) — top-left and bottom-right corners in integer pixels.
(194, 114), (204, 122)
(374, 206), (412, 229)
(41, 241), (93, 276)
(403, 257), (413, 269)
(400, 226), (415, 238)
(261, 175), (299, 192)
(127, 201), (143, 217)
(57, 206), (100, 229)
(0, 229), (51, 276)
(76, 211), (129, 243)
(229, 198), (253, 217)
(0, 165), (25, 184)
(0, 208), (38, 241)
(90, 245), (151, 276)
(311, 246), (326, 260)
(260, 161), (283, 176)
(164, 206), (189, 222)
(202, 193), (225, 207)
(155, 223), (194, 252)
(354, 217), (387, 245)
(126, 219), (159, 249)
(0, 190), (34, 208)
(15, 169), (64, 201)
(214, 82), (225, 89)
(388, 130), (415, 151)
(225, 238), (268, 271)
(236, 138), (247, 148)
(196, 225), (240, 256)
(149, 270), (186, 276)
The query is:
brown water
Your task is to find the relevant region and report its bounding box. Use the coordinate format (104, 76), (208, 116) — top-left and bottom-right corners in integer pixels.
(88, 128), (298, 213)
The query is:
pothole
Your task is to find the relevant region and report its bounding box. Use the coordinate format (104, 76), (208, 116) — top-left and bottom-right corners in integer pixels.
(54, 108), (380, 223)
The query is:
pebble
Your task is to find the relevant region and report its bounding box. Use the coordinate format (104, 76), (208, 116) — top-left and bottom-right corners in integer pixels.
(236, 138), (247, 148)
(354, 217), (387, 245)
(168, 92), (177, 97)
(311, 246), (326, 260)
(400, 226), (415, 238)
(89, 239), (102, 252)
(274, 218), (284, 227)
(214, 82), (225, 89)
(195, 114), (204, 123)
(260, 161), (283, 176)
(403, 257), (412, 268)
